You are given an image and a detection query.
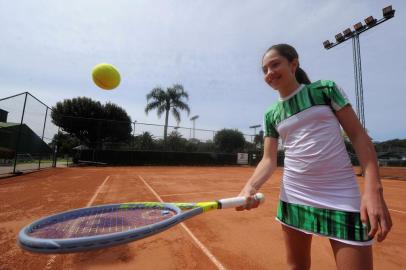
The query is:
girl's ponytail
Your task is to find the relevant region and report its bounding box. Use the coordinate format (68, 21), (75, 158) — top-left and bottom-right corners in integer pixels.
(295, 67), (311, 85)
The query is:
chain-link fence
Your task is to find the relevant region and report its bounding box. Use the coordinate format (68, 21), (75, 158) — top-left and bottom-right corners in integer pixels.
(3, 91), (399, 171)
(1, 92), (259, 173)
(0, 92), (64, 175)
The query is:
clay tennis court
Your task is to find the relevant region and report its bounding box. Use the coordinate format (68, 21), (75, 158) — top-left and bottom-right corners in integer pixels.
(1, 166), (405, 270)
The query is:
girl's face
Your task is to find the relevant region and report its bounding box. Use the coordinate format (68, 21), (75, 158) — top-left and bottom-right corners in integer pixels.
(262, 49), (298, 90)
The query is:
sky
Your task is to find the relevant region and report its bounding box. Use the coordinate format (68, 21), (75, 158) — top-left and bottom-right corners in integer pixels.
(0, 0), (405, 142)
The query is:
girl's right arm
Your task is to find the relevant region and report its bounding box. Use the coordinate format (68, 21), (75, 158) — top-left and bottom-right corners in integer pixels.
(236, 137), (278, 211)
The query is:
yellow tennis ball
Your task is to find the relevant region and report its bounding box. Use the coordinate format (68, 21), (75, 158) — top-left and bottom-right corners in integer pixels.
(92, 63), (121, 90)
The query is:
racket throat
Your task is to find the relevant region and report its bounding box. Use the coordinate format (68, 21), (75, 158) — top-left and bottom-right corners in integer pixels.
(195, 202), (220, 212)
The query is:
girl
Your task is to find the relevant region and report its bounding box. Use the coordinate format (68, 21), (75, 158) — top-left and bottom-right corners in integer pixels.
(237, 44), (392, 270)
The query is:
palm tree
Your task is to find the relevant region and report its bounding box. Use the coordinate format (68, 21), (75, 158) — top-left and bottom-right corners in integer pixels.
(145, 84), (190, 141)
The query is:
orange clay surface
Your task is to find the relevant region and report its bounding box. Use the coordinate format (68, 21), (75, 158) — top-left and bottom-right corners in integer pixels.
(1, 166), (405, 270)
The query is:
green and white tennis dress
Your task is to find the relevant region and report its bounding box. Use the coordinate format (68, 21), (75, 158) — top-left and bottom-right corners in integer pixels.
(264, 80), (373, 246)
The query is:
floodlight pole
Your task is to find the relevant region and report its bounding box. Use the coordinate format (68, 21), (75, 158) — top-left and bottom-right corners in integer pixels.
(249, 124), (261, 143)
(352, 34), (365, 128)
(190, 115), (199, 139)
(323, 6), (395, 129)
(132, 121), (136, 148)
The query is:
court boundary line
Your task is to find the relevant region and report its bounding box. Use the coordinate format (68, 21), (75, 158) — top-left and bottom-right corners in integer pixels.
(43, 175), (111, 270)
(138, 175), (226, 270)
(389, 208), (406, 214)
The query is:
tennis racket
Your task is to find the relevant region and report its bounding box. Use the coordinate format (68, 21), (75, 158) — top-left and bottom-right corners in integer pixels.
(18, 193), (264, 253)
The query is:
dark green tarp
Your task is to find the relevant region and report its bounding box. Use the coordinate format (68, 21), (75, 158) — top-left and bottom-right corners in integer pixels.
(0, 122), (51, 156)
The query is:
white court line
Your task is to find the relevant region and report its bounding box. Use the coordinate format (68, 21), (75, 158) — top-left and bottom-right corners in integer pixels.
(43, 175), (111, 270)
(86, 176), (111, 207)
(389, 208), (406, 214)
(138, 175), (226, 270)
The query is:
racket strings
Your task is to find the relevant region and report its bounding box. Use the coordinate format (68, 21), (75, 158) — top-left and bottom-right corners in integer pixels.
(28, 206), (177, 239)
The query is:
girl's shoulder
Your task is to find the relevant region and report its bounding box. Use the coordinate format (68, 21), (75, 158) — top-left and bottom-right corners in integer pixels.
(264, 80), (340, 117)
(307, 79), (337, 89)
(264, 102), (280, 117)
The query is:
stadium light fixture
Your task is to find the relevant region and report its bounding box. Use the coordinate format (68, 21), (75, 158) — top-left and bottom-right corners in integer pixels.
(322, 5), (396, 130)
(343, 28), (353, 38)
(249, 125), (261, 129)
(323, 40), (332, 49)
(324, 6), (395, 50)
(353, 22), (364, 32)
(335, 33), (344, 43)
(364, 16), (377, 26)
(383, 5), (395, 19)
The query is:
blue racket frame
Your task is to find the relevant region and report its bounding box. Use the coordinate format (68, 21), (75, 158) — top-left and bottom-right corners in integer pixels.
(18, 203), (203, 253)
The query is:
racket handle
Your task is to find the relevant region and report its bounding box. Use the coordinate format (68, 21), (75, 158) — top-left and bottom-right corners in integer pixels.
(218, 193), (265, 209)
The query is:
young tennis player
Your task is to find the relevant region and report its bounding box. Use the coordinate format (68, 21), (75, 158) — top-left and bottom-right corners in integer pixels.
(237, 44), (392, 270)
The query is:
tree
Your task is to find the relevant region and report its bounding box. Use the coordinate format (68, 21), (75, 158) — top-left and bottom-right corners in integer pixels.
(50, 131), (80, 156)
(145, 84), (190, 141)
(166, 131), (188, 151)
(102, 103), (133, 142)
(374, 139), (406, 153)
(133, 132), (155, 150)
(214, 129), (246, 153)
(51, 97), (132, 147)
(194, 140), (215, 152)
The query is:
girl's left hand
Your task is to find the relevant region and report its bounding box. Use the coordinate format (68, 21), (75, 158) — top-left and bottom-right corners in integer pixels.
(360, 189), (393, 242)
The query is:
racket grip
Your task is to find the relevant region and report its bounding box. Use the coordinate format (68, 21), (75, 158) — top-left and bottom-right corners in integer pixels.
(218, 193), (265, 209)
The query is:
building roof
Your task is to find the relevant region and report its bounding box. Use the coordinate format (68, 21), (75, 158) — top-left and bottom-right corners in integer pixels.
(0, 122), (20, 128)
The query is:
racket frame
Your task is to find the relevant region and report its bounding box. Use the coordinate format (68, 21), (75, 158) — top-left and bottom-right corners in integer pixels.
(18, 202), (203, 253)
(18, 193), (264, 253)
